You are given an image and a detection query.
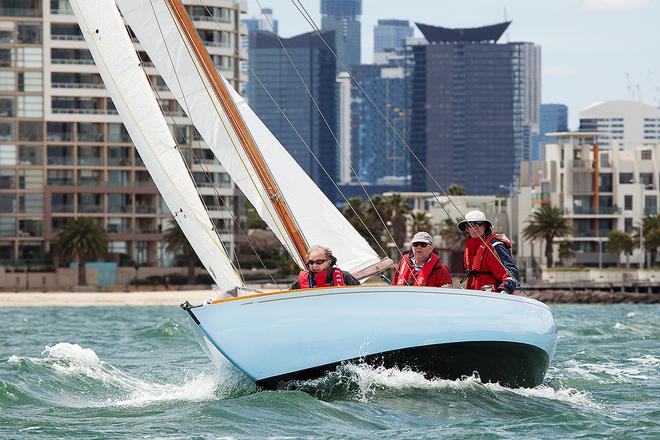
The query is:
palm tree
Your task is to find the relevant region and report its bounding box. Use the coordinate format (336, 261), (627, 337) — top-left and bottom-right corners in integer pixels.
(52, 217), (107, 285)
(634, 214), (660, 266)
(380, 193), (411, 249)
(341, 197), (385, 252)
(410, 211), (433, 234)
(606, 230), (634, 268)
(438, 218), (464, 251)
(164, 220), (196, 283)
(447, 184), (466, 196)
(522, 205), (571, 268)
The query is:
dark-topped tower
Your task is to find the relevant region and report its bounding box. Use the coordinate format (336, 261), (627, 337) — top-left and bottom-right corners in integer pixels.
(410, 22), (540, 195)
(320, 0), (361, 69)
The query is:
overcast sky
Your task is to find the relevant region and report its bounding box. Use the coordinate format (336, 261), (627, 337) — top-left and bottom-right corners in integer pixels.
(245, 0), (660, 128)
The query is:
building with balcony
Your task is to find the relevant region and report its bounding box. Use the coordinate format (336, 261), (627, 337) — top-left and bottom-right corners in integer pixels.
(516, 132), (660, 267)
(0, 0), (247, 266)
(579, 100), (660, 149)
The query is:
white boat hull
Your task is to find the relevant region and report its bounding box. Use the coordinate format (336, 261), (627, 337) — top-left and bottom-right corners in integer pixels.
(184, 286), (557, 388)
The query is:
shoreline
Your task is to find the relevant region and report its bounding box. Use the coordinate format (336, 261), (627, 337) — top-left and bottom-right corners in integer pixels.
(1, 288), (658, 307)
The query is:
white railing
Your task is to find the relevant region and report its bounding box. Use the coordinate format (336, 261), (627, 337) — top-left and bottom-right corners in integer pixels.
(51, 34), (85, 41)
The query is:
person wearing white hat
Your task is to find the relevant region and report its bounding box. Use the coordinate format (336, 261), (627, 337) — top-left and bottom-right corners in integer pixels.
(457, 210), (520, 294)
(392, 231), (453, 287)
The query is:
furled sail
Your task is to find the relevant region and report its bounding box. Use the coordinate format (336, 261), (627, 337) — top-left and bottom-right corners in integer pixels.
(116, 0), (385, 275)
(70, 0), (243, 292)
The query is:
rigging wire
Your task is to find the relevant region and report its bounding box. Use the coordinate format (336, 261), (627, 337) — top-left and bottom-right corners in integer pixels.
(197, 0), (395, 260)
(252, 0), (406, 263)
(289, 0), (527, 295)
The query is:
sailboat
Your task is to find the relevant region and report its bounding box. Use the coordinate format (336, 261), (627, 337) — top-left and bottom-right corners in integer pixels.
(70, 0), (557, 389)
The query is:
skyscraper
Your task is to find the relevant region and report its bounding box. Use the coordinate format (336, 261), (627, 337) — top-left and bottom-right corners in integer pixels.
(373, 19), (413, 57)
(531, 104), (568, 160)
(320, 0), (361, 68)
(348, 62), (410, 185)
(247, 30), (338, 201)
(0, 1), (246, 266)
(410, 22), (540, 195)
(242, 7), (278, 34)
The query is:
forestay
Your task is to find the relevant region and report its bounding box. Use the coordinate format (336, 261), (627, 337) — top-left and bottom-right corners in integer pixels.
(70, 0), (243, 292)
(116, 0), (382, 274)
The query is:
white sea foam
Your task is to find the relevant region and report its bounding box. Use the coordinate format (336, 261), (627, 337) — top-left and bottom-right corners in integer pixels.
(628, 354), (660, 367)
(326, 363), (602, 409)
(613, 322), (626, 329)
(564, 359), (651, 382)
(10, 342), (241, 407)
(626, 312), (636, 318)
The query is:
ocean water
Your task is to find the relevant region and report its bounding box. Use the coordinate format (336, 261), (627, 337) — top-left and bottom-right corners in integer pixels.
(0, 304), (658, 439)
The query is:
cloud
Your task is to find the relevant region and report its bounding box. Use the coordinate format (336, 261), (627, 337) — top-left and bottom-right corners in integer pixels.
(545, 65), (578, 78)
(583, 0), (650, 11)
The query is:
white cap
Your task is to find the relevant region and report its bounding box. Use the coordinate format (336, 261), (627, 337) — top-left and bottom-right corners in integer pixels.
(411, 231), (433, 245)
(456, 210), (493, 231)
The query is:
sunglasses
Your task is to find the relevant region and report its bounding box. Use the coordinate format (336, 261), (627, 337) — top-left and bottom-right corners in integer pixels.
(307, 259), (328, 265)
(467, 222), (485, 227)
(412, 243), (429, 248)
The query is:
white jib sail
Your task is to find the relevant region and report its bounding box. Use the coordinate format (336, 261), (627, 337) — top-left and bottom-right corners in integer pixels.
(115, 0), (382, 274)
(70, 0), (243, 292)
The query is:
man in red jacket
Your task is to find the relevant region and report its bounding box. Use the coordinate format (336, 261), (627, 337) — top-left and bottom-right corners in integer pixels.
(392, 232), (453, 287)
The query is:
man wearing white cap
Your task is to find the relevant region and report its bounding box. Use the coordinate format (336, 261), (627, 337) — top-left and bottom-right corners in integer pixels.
(392, 231), (453, 287)
(457, 210), (520, 294)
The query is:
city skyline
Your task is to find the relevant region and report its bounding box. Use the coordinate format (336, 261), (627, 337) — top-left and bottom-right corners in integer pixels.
(246, 0), (660, 129)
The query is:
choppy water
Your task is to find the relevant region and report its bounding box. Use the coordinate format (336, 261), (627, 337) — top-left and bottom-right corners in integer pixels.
(0, 304), (658, 439)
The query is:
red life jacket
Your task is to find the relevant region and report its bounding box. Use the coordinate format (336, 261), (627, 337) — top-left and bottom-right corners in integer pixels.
(396, 253), (441, 286)
(463, 234), (512, 290)
(298, 267), (345, 288)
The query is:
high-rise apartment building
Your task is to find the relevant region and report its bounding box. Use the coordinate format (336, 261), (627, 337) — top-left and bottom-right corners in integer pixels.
(0, 0), (246, 265)
(320, 0), (361, 68)
(347, 62), (410, 185)
(410, 22), (540, 195)
(579, 100), (660, 149)
(246, 30), (338, 201)
(373, 19), (413, 57)
(242, 7), (278, 34)
(517, 132), (659, 267)
(531, 103), (568, 160)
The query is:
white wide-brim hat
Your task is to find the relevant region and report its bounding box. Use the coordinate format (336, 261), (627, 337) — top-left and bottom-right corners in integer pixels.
(456, 210), (493, 231)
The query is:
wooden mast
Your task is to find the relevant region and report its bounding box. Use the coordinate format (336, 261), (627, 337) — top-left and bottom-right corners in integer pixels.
(165, 0), (309, 263)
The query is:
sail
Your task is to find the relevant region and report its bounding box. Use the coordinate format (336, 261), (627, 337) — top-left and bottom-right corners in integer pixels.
(70, 0), (243, 292)
(115, 0), (383, 274)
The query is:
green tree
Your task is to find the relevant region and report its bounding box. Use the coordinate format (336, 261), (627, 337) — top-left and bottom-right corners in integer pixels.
(380, 193), (411, 249)
(52, 217), (107, 285)
(245, 200), (267, 229)
(522, 205), (571, 268)
(558, 240), (574, 265)
(410, 211), (433, 234)
(164, 220), (197, 283)
(342, 197), (385, 252)
(438, 218), (464, 251)
(634, 214), (660, 266)
(447, 184), (466, 196)
(606, 230), (634, 268)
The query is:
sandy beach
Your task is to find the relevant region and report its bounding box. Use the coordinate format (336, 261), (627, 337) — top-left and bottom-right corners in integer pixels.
(0, 290), (220, 307)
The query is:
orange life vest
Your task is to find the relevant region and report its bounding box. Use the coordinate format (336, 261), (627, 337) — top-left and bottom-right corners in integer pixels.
(396, 253), (441, 286)
(463, 234), (511, 290)
(298, 267), (345, 288)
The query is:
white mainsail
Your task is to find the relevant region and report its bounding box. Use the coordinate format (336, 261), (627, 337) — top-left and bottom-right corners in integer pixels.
(116, 0), (383, 274)
(70, 0), (243, 292)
